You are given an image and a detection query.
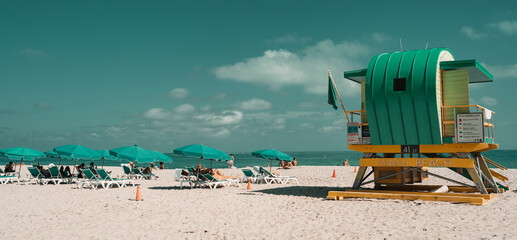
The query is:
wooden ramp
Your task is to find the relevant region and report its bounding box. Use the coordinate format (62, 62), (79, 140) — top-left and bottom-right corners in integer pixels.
(327, 189), (500, 206)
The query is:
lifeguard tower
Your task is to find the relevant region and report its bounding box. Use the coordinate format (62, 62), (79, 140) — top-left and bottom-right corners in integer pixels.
(326, 48), (508, 205)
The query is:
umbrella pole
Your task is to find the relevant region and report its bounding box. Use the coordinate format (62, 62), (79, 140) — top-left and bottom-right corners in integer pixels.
(102, 157), (105, 169)
(72, 158), (77, 179)
(270, 159), (273, 172)
(17, 158), (23, 178)
(195, 157), (202, 188)
(58, 157), (62, 168)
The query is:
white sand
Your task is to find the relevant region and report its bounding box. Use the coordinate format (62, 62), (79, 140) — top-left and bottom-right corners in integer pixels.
(1, 166), (516, 239)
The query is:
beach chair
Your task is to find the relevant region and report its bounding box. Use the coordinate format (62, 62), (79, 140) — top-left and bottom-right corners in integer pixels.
(259, 166), (299, 184)
(175, 169), (196, 189)
(199, 173), (228, 189)
(241, 169), (264, 183)
(0, 168), (16, 176)
(133, 167), (157, 180)
(97, 169), (134, 187)
(27, 167), (62, 185)
(121, 165), (139, 179)
(0, 175), (19, 184)
(49, 166), (72, 183)
(84, 168), (122, 189)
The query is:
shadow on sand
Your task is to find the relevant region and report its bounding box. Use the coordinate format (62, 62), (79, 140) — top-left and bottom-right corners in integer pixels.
(248, 186), (353, 198)
(148, 186), (184, 190)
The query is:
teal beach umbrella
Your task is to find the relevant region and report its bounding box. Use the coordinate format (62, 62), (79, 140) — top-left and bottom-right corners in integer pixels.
(0, 147), (45, 176)
(173, 144), (230, 169)
(151, 151), (173, 163)
(53, 145), (101, 176)
(109, 145), (156, 163)
(95, 149), (117, 168)
(252, 149), (293, 171)
(45, 150), (73, 159)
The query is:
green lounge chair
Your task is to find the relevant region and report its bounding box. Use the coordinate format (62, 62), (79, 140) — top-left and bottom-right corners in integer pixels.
(258, 166), (299, 184)
(80, 168), (119, 189)
(121, 165), (138, 179)
(199, 173), (227, 189)
(241, 169), (264, 183)
(49, 166), (72, 183)
(27, 167), (62, 185)
(133, 167), (157, 180)
(97, 168), (134, 187)
(0, 168), (16, 176)
(0, 175), (19, 184)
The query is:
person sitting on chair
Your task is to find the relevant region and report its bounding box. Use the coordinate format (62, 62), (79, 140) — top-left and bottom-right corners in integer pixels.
(37, 164), (51, 178)
(209, 168), (238, 180)
(4, 161), (15, 173)
(142, 163), (157, 175)
(89, 162), (98, 174)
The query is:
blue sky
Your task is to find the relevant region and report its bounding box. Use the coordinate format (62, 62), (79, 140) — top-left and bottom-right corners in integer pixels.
(1, 1), (517, 152)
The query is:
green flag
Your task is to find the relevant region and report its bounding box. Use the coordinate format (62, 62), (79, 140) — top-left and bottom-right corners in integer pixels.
(328, 74), (338, 110)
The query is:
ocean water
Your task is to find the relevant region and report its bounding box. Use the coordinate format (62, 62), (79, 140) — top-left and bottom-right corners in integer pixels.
(1, 150), (516, 169)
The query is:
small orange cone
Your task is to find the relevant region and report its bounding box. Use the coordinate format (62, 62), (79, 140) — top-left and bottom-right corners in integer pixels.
(247, 179), (251, 190)
(354, 166), (357, 173)
(332, 169), (336, 178)
(135, 186), (142, 201)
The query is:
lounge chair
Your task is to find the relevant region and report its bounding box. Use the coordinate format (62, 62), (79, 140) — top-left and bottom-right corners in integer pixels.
(174, 169), (195, 189)
(0, 175), (19, 184)
(259, 166), (299, 184)
(121, 165), (139, 179)
(199, 173), (227, 189)
(133, 167), (157, 180)
(0, 168), (16, 176)
(49, 166), (72, 183)
(27, 167), (62, 185)
(97, 169), (134, 187)
(241, 169), (264, 183)
(80, 169), (120, 189)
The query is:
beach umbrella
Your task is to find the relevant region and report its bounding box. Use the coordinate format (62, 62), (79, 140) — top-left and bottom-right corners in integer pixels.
(173, 144), (230, 169)
(109, 145), (157, 163)
(151, 151), (173, 163)
(252, 149), (293, 172)
(0, 147), (45, 176)
(95, 150), (117, 168)
(53, 145), (102, 176)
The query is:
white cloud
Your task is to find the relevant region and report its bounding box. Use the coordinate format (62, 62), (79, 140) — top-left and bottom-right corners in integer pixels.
(271, 118), (286, 130)
(195, 110), (243, 126)
(480, 97), (498, 106)
(460, 26), (486, 39)
(485, 63), (517, 79)
(33, 102), (53, 110)
(143, 108), (172, 119)
(236, 98), (272, 111)
(370, 32), (391, 43)
(214, 39), (367, 95)
(490, 20), (517, 35)
(267, 34), (311, 44)
(18, 48), (49, 57)
(174, 104), (195, 114)
(168, 88), (189, 99)
(201, 105), (211, 111)
(212, 93), (226, 100)
(212, 128), (231, 137)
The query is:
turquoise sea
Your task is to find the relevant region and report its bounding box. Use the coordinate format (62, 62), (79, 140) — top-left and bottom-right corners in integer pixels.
(1, 150), (516, 169)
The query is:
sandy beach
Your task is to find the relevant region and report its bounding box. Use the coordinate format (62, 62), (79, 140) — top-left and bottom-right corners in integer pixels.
(1, 166), (516, 239)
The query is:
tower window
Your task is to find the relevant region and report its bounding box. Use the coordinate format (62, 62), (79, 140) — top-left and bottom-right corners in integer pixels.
(393, 78), (406, 91)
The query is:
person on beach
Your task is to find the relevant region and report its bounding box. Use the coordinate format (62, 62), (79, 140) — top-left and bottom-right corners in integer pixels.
(227, 154), (235, 168)
(37, 164), (51, 178)
(292, 158), (297, 166)
(89, 162), (98, 174)
(76, 163), (86, 178)
(278, 160), (292, 169)
(143, 162), (157, 174)
(343, 159), (349, 166)
(4, 161), (15, 173)
(194, 164), (238, 180)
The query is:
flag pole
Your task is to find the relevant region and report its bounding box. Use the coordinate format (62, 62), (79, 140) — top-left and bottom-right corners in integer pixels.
(328, 70), (349, 123)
